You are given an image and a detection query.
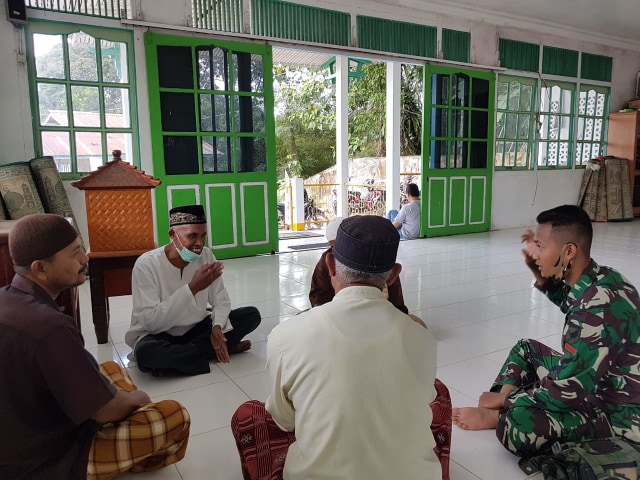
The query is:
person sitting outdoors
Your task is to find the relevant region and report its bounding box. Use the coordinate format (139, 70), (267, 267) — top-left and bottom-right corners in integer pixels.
(453, 205), (640, 458)
(125, 205), (261, 376)
(387, 182), (421, 239)
(309, 216), (408, 313)
(232, 215), (444, 480)
(0, 214), (190, 479)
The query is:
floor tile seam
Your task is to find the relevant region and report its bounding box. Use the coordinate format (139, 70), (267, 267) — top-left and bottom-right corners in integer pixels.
(448, 460), (483, 480)
(149, 377), (250, 401)
(221, 367), (267, 382)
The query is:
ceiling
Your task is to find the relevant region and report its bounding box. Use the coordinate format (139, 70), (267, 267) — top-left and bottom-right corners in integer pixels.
(400, 0), (640, 49)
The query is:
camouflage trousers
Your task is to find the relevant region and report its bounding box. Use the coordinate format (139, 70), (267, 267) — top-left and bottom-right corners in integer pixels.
(491, 339), (612, 457)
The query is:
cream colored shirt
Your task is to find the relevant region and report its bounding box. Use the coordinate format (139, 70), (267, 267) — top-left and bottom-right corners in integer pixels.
(266, 286), (441, 479)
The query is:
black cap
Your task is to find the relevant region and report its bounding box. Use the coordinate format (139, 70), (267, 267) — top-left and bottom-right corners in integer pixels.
(169, 205), (206, 226)
(333, 216), (400, 273)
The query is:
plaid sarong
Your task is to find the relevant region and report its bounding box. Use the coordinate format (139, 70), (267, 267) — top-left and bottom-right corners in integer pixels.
(231, 378), (452, 480)
(87, 361), (191, 480)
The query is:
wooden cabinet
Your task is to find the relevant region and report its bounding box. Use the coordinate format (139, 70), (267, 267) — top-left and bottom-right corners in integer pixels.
(607, 111), (640, 216)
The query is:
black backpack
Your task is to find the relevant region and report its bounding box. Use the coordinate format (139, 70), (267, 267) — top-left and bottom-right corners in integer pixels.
(519, 437), (640, 480)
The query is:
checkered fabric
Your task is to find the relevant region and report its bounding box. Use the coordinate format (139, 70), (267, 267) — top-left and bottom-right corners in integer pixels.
(87, 361), (190, 480)
(231, 378), (452, 480)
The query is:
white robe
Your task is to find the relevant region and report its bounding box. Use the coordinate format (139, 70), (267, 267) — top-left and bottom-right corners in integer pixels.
(124, 245), (232, 349)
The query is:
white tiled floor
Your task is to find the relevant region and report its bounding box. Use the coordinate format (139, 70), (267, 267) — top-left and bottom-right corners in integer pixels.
(81, 220), (640, 479)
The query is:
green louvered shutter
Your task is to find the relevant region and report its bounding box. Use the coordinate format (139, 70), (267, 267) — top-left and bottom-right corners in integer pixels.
(542, 46), (579, 77)
(442, 29), (470, 63)
(192, 0), (243, 32)
(499, 38), (540, 72)
(356, 16), (436, 58)
(252, 0), (350, 46)
(581, 53), (613, 82)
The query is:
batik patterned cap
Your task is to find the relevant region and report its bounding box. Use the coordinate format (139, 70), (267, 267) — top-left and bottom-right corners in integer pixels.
(169, 205), (206, 226)
(333, 215), (399, 273)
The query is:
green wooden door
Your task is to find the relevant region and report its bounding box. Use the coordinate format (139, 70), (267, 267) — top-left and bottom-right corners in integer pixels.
(145, 33), (277, 258)
(422, 66), (494, 236)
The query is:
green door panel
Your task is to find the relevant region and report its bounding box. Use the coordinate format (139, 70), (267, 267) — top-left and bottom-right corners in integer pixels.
(168, 186), (199, 209)
(449, 177), (467, 226)
(241, 182), (268, 244)
(427, 177), (446, 228)
(208, 184), (236, 248)
(422, 65), (494, 237)
(469, 176), (487, 224)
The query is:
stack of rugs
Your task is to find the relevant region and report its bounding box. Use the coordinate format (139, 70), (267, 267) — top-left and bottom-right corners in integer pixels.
(577, 156), (633, 222)
(0, 157), (82, 236)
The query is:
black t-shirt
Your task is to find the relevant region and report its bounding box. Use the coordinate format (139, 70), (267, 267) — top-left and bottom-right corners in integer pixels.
(0, 275), (116, 479)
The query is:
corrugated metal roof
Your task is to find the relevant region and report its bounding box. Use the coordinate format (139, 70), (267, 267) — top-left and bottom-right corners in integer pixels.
(272, 47), (332, 67)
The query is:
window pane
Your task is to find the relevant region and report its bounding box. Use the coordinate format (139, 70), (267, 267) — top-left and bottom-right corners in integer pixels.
(163, 136), (198, 175)
(68, 32), (98, 82)
(106, 132), (132, 163)
(452, 110), (467, 138)
(516, 143), (529, 167)
(451, 140), (465, 168)
(199, 94), (229, 132)
(520, 84), (534, 111)
(238, 137), (266, 172)
(502, 141), (515, 167)
(233, 96), (266, 133)
(432, 74), (449, 106)
(494, 141), (504, 166)
(506, 81), (520, 110)
(232, 52), (264, 93)
(470, 141), (487, 168)
(452, 73), (469, 107)
(471, 77), (489, 108)
(33, 34), (64, 79)
(71, 86), (101, 127)
(41, 131), (71, 172)
(75, 131), (103, 172)
(158, 46), (194, 89)
(198, 47), (227, 91)
(517, 115), (530, 139)
(471, 111), (488, 139)
(432, 107), (448, 137)
(160, 92), (196, 132)
(432, 140), (448, 168)
(202, 136), (232, 173)
(38, 83), (68, 126)
(101, 39), (128, 83)
(104, 87), (130, 128)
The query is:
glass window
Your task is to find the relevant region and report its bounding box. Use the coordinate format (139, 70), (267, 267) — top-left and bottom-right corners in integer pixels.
(575, 85), (608, 167)
(28, 23), (137, 176)
(495, 76), (537, 169)
(537, 82), (575, 168)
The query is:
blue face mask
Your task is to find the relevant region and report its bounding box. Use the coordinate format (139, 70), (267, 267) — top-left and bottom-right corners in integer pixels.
(173, 234), (201, 263)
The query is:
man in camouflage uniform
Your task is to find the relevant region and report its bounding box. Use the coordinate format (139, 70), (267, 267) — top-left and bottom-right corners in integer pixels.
(452, 205), (640, 457)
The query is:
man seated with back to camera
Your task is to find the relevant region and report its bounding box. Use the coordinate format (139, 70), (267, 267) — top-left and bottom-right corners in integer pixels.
(387, 182), (421, 240)
(232, 215), (451, 480)
(309, 216), (409, 313)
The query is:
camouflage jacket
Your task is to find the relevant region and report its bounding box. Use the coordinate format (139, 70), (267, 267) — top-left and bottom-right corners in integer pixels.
(506, 260), (640, 442)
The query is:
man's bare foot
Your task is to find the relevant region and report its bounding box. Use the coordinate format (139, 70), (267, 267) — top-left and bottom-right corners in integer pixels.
(452, 407), (499, 430)
(478, 391), (506, 409)
(228, 340), (252, 354)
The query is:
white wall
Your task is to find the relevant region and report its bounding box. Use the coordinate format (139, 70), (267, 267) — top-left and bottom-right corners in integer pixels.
(1, 1), (639, 234)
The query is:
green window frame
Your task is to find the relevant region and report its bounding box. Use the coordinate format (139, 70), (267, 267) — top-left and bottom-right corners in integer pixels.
(495, 75), (537, 169)
(26, 21), (138, 178)
(153, 43), (268, 176)
(575, 84), (609, 167)
(537, 81), (575, 169)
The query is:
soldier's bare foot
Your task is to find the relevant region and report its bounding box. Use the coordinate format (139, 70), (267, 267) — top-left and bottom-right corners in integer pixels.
(452, 407), (499, 430)
(478, 391), (506, 409)
(228, 340), (252, 354)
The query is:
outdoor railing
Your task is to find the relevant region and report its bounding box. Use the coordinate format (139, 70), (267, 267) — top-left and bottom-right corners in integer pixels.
(25, 0), (131, 18)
